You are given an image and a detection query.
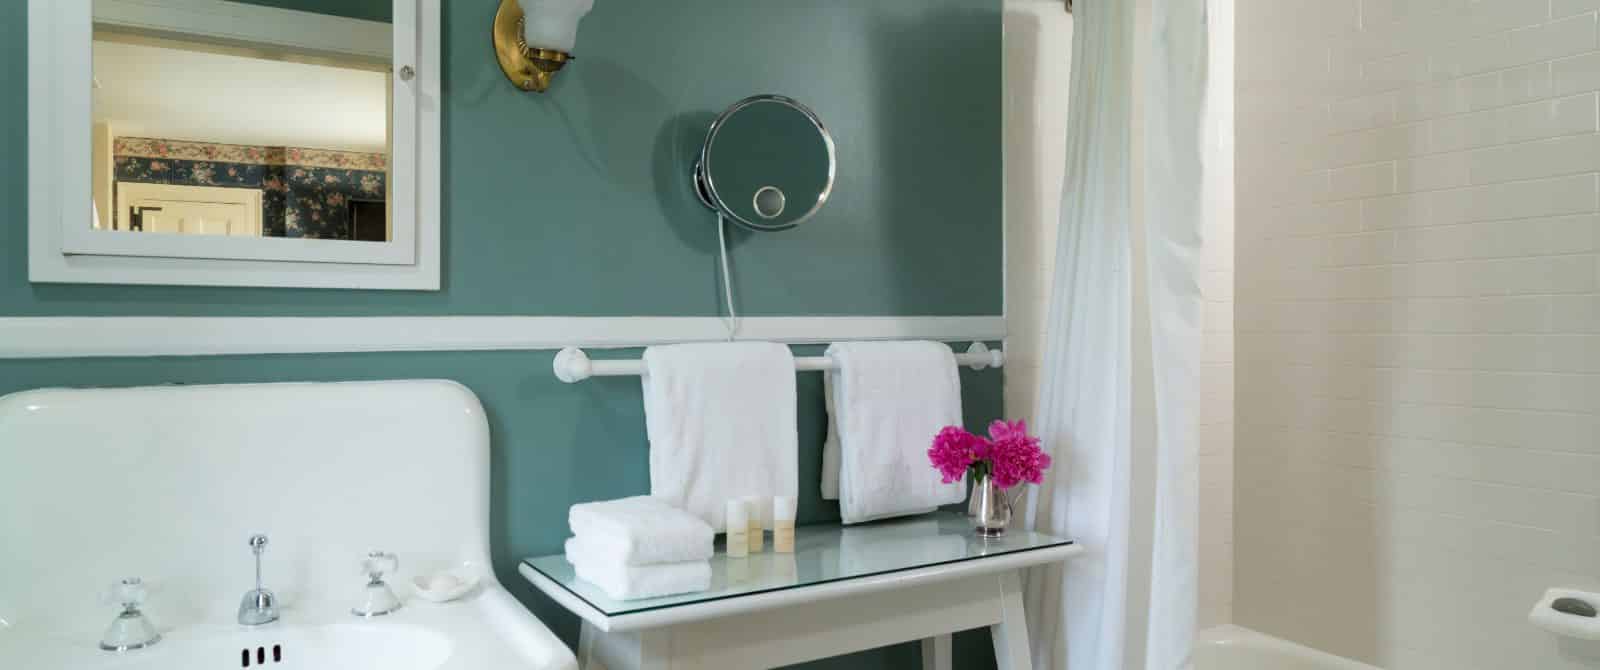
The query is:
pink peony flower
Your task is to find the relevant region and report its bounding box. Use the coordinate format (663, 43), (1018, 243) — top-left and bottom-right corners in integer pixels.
(927, 426), (985, 484)
(929, 420), (1051, 489)
(987, 419), (1029, 443)
(985, 420), (1051, 488)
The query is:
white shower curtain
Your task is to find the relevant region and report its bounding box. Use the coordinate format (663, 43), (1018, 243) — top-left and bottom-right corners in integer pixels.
(1022, 0), (1209, 668)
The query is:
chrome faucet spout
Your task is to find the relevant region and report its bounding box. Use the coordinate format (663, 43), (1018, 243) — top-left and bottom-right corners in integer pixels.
(237, 534), (279, 626)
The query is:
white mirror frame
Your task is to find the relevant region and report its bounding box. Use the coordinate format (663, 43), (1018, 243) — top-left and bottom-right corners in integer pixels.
(27, 0), (440, 290)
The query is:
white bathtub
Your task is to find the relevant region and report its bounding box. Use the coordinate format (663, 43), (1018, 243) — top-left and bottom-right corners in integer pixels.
(1195, 626), (1381, 670)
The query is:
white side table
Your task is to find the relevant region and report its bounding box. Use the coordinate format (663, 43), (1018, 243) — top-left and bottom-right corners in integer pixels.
(520, 512), (1079, 670)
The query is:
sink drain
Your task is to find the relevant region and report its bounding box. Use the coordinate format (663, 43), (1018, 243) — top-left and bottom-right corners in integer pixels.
(239, 644), (282, 667)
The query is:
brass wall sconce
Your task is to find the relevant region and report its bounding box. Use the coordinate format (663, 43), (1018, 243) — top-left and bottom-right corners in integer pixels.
(493, 0), (594, 92)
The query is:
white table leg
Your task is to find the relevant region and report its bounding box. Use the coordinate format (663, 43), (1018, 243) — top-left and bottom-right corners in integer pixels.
(921, 634), (953, 670)
(578, 625), (674, 670)
(637, 630), (673, 670)
(989, 571), (1033, 670)
(578, 621), (605, 670)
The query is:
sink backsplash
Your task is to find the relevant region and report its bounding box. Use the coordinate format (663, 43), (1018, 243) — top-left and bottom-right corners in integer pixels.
(0, 381), (493, 637)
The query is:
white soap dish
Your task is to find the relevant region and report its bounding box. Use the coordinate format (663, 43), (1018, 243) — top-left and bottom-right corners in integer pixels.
(1529, 588), (1600, 640)
(412, 565), (481, 603)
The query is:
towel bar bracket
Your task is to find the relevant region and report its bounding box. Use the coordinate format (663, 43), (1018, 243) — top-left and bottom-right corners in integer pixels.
(552, 347), (593, 384)
(551, 342), (1006, 383)
(965, 342), (1001, 371)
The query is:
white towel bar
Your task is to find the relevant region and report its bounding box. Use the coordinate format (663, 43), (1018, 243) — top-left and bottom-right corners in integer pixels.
(552, 342), (1005, 383)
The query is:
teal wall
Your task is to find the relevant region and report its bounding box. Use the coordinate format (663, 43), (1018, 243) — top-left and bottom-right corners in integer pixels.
(2, 0), (1002, 316)
(2, 1), (1005, 667)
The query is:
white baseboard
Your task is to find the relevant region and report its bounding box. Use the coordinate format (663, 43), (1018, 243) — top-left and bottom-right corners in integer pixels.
(0, 316), (1007, 359)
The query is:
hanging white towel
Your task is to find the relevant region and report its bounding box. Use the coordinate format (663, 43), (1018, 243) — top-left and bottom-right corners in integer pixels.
(642, 342), (798, 532)
(825, 341), (967, 524)
(565, 539), (711, 601)
(568, 496), (715, 565)
(821, 372), (842, 500)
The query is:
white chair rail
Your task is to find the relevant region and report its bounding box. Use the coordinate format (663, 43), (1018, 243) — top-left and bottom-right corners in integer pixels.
(552, 342), (1004, 383)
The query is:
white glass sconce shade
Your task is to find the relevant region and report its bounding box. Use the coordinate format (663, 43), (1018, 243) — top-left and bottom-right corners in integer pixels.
(520, 0), (595, 53)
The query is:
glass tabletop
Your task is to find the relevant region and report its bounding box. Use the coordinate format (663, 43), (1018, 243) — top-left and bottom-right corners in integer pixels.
(522, 511), (1073, 617)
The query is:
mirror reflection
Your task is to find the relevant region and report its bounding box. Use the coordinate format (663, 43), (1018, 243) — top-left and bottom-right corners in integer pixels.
(91, 1), (392, 241)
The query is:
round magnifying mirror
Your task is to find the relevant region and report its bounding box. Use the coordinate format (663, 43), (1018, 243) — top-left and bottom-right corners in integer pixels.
(693, 95), (836, 232)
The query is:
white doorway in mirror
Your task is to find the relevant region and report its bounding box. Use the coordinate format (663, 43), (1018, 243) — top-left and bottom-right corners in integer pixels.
(115, 182), (263, 237)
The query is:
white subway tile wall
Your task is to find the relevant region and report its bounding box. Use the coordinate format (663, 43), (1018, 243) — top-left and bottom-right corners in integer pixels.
(1200, 0), (1237, 627)
(1238, 0), (1600, 667)
(1199, 198), (1238, 630)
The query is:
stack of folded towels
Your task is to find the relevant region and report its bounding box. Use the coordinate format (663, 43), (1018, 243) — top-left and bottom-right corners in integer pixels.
(565, 495), (715, 601)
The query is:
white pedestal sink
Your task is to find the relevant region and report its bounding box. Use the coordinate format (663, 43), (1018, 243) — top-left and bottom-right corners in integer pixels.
(0, 381), (576, 670)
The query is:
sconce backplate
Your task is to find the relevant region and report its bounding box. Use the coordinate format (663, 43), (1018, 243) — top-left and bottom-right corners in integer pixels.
(493, 0), (571, 93)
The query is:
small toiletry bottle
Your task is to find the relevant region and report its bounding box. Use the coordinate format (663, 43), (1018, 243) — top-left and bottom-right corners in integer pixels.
(744, 496), (765, 553)
(773, 495), (797, 553)
(725, 500), (749, 558)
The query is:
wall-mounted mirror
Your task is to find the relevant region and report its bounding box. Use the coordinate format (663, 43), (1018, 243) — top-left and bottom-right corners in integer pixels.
(693, 95), (835, 232)
(29, 0), (440, 290)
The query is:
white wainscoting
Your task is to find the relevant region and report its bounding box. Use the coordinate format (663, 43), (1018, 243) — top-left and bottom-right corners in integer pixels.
(0, 316), (1007, 359)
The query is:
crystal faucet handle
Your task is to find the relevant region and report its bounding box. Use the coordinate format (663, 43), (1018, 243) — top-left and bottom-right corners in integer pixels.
(352, 551), (403, 618)
(360, 551), (399, 583)
(108, 577), (148, 610)
(100, 577), (161, 652)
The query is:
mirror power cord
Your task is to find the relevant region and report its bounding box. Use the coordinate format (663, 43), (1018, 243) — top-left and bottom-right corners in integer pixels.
(717, 211), (741, 341)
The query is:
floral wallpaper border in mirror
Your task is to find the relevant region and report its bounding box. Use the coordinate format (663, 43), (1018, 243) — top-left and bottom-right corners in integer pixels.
(112, 137), (387, 239)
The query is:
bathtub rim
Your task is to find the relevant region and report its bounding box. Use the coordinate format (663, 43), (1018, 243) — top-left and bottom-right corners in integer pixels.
(1197, 624), (1382, 670)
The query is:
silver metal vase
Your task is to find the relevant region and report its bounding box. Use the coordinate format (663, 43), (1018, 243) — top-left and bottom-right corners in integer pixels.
(969, 473), (1024, 536)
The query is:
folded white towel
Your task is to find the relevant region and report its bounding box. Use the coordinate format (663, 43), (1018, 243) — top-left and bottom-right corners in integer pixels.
(565, 538), (712, 601)
(825, 341), (968, 524)
(567, 496), (715, 565)
(642, 342), (798, 531)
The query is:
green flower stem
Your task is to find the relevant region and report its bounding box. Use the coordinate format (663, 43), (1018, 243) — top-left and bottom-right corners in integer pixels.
(969, 460), (991, 482)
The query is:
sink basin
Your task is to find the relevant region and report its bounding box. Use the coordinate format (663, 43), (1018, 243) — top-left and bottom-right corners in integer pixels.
(0, 381), (578, 670)
(13, 623), (452, 670)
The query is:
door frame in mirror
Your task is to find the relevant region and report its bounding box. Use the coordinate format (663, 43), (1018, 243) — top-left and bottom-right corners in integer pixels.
(27, 0), (440, 290)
